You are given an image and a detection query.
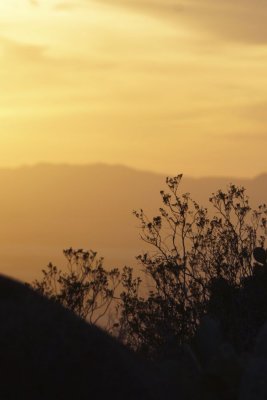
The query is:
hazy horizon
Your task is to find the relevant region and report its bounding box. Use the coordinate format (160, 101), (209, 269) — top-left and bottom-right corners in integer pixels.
(0, 163), (265, 282)
(0, 161), (266, 180)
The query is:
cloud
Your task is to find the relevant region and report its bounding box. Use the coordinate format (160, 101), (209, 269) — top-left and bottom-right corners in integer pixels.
(187, 0), (267, 44)
(54, 3), (76, 11)
(53, 2), (84, 11)
(97, 0), (267, 44)
(0, 37), (47, 63)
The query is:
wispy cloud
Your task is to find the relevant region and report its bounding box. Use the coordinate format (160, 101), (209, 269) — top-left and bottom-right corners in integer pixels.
(53, 2), (85, 11)
(42, 0), (267, 45)
(0, 0), (266, 176)
(0, 37), (47, 63)
(96, 0), (267, 44)
(54, 3), (78, 11)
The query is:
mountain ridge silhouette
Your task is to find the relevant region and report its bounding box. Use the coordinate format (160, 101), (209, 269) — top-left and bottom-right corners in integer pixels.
(0, 163), (265, 281)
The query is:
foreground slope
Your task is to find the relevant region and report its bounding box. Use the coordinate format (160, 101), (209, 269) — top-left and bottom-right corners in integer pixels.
(0, 274), (163, 400)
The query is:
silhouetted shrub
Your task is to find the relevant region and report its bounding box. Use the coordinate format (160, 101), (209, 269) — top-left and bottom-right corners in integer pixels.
(32, 175), (267, 361)
(32, 247), (120, 325)
(117, 176), (267, 358)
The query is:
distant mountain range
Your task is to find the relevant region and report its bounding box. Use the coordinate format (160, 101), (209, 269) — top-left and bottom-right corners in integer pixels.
(0, 164), (265, 282)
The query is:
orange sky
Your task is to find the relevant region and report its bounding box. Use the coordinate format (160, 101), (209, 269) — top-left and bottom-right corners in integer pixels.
(0, 0), (266, 177)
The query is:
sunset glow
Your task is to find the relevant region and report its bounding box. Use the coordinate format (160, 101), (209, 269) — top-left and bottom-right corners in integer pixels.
(0, 0), (266, 176)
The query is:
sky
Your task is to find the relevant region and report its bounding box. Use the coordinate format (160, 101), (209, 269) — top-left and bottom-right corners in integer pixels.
(0, 0), (266, 177)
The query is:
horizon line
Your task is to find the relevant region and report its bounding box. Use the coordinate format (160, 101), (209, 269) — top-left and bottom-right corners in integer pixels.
(0, 161), (265, 180)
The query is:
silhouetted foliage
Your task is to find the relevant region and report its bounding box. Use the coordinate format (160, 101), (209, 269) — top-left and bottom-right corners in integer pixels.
(32, 175), (267, 362)
(117, 175), (267, 358)
(32, 248), (120, 325)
